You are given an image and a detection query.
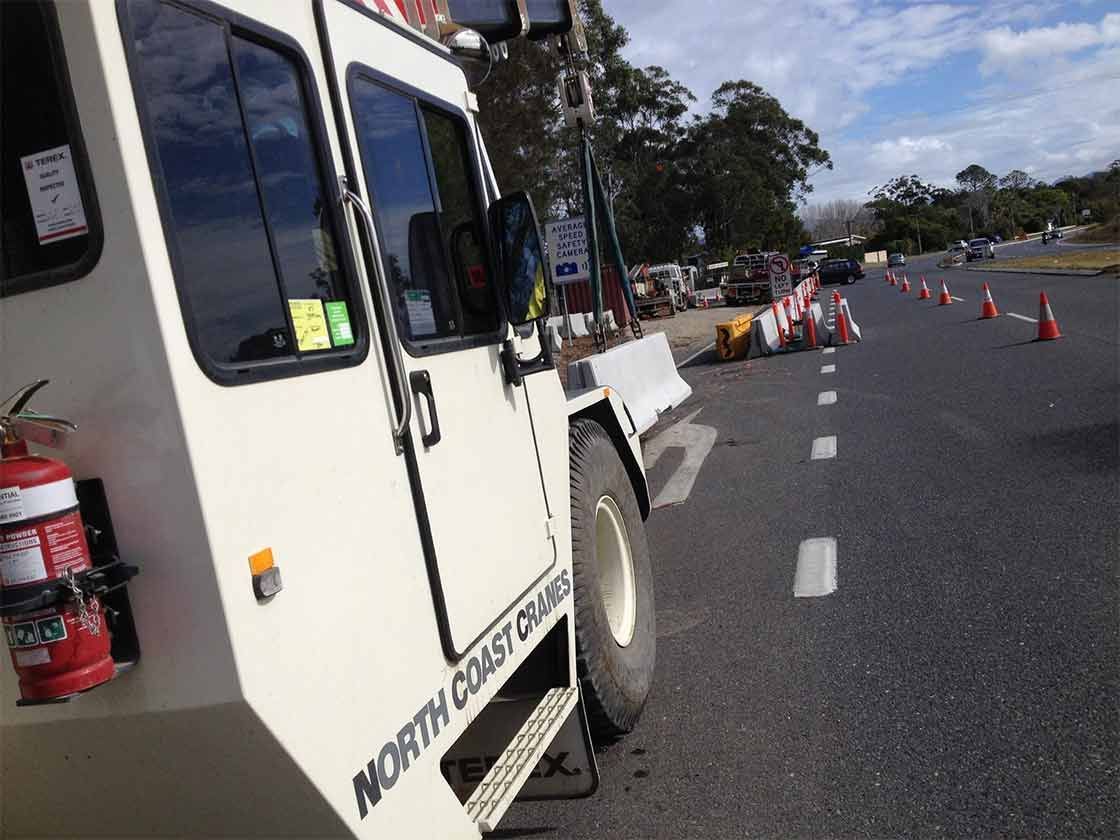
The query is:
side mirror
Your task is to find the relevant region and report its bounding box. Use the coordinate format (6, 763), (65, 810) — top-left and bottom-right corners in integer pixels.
(489, 191), (549, 327)
(444, 28), (492, 90)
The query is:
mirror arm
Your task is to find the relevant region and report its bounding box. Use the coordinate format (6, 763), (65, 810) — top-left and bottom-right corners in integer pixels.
(500, 319), (554, 387)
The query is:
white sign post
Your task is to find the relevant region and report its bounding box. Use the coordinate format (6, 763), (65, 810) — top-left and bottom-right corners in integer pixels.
(545, 217), (592, 345)
(768, 254), (792, 300)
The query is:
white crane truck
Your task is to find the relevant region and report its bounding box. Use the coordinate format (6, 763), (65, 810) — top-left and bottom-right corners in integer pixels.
(0, 1), (657, 837)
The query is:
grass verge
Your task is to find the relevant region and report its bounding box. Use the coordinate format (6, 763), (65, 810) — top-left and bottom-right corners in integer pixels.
(1067, 219), (1119, 244)
(994, 249), (1120, 272)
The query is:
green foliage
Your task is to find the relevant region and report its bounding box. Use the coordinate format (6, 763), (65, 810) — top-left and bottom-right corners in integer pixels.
(474, 0), (828, 266)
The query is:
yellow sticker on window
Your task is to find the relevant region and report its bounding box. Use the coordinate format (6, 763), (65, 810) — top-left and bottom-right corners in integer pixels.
(287, 299), (331, 352)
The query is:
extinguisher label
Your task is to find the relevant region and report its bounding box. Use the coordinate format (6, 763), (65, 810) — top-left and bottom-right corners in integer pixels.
(15, 647), (50, 667)
(37, 616), (68, 643)
(0, 486), (24, 525)
(0, 529), (48, 586)
(5, 621), (40, 647)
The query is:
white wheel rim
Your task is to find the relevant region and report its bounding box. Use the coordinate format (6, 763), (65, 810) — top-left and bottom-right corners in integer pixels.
(595, 494), (637, 647)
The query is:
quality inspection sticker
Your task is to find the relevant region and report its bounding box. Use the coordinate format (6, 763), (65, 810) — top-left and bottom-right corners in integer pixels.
(20, 144), (89, 245)
(325, 300), (355, 347)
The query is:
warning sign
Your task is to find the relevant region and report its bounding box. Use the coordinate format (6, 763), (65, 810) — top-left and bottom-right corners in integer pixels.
(544, 217), (590, 286)
(20, 144), (89, 245)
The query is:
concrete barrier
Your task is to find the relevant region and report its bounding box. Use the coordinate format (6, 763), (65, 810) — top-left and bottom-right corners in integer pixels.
(545, 325), (563, 353)
(750, 306), (784, 356)
(566, 332), (691, 434)
(840, 299), (862, 342)
(808, 301), (832, 346)
(554, 312), (589, 338)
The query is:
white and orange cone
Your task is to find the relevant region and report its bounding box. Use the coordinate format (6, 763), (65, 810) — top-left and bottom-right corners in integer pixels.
(885, 270), (893, 284)
(1037, 291), (1062, 340)
(900, 276), (911, 293)
(938, 279), (952, 305)
(979, 283), (999, 319)
(889, 271), (898, 287)
(918, 277), (931, 300)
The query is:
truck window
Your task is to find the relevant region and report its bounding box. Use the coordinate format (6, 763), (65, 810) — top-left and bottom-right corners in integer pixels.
(122, 0), (360, 379)
(1, 1), (101, 297)
(349, 75), (500, 348)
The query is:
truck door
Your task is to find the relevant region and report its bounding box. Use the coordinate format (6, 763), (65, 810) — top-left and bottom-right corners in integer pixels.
(319, 0), (556, 658)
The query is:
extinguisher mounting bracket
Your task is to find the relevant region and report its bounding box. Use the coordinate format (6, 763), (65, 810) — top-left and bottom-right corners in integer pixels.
(0, 558), (139, 618)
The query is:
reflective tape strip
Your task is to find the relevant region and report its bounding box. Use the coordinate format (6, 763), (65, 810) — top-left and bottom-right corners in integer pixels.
(2, 478), (77, 523)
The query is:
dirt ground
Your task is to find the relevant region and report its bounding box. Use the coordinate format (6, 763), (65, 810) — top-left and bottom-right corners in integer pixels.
(555, 302), (764, 387)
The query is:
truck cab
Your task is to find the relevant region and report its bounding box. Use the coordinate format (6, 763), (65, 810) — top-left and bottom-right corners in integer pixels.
(0, 2), (656, 837)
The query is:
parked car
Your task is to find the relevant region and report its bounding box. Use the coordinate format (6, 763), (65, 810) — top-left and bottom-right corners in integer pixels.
(887, 253), (906, 267)
(967, 238), (995, 260)
(819, 258), (864, 285)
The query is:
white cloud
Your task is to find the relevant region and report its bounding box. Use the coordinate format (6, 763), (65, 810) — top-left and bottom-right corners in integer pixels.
(981, 13), (1120, 73)
(870, 136), (953, 169)
(604, 1), (1119, 205)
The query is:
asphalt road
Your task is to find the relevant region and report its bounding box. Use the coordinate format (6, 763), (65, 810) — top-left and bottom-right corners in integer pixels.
(503, 262), (1119, 838)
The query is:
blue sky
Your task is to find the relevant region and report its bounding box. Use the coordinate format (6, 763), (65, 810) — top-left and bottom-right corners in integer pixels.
(605, 0), (1120, 207)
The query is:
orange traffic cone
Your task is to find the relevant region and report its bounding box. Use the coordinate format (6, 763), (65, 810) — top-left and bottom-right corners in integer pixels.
(938, 279), (952, 305)
(804, 306), (818, 349)
(889, 272), (897, 287)
(772, 301), (786, 348)
(885, 270), (893, 284)
(979, 283), (999, 319)
(1037, 291), (1062, 340)
(836, 308), (852, 344)
(832, 290), (841, 305)
(900, 276), (911, 293)
(918, 277), (931, 299)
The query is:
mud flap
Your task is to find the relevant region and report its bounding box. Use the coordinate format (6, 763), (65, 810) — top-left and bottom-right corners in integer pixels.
(441, 689), (599, 804)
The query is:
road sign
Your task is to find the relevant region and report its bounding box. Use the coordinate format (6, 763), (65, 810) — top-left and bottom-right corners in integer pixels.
(545, 216), (590, 286)
(769, 254), (792, 298)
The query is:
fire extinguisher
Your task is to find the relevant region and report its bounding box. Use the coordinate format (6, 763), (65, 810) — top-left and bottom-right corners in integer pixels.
(1, 381), (135, 703)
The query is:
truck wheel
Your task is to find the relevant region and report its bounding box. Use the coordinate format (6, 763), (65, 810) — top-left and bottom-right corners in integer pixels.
(569, 419), (655, 742)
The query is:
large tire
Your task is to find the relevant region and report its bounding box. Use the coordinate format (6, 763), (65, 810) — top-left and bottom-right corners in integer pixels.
(569, 419), (655, 742)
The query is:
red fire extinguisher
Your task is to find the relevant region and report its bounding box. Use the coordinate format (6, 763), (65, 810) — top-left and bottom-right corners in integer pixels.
(1, 381), (116, 702)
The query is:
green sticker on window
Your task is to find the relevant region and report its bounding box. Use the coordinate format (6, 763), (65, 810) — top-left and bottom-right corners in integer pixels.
(324, 301), (355, 348)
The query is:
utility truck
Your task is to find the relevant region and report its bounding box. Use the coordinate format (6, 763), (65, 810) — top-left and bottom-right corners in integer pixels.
(0, 2), (657, 838)
(723, 251), (778, 305)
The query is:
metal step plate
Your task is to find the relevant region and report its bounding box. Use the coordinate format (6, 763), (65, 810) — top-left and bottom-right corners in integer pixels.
(464, 687), (579, 833)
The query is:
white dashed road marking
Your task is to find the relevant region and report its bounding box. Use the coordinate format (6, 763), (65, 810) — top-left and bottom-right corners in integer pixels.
(821, 364), (836, 374)
(645, 408), (718, 509)
(794, 538), (838, 598)
(822, 347), (835, 355)
(811, 436), (837, 460)
(818, 391), (837, 405)
(1006, 312), (1038, 323)
(951, 295), (965, 302)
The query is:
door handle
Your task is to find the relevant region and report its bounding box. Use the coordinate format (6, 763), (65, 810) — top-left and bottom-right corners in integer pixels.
(339, 177), (411, 455)
(409, 370), (441, 448)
